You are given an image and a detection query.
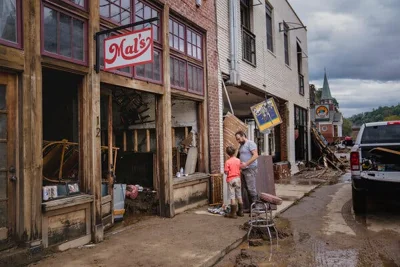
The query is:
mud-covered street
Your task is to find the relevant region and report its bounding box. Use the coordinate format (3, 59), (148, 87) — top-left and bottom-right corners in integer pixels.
(217, 174), (400, 267)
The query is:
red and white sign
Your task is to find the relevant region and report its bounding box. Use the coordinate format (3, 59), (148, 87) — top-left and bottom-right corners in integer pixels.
(104, 28), (153, 71)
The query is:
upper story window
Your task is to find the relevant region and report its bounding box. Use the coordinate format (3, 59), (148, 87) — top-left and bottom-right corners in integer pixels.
(0, 0), (22, 49)
(283, 23), (289, 65)
(169, 17), (204, 95)
(265, 3), (273, 52)
(240, 0), (251, 30)
(42, 5), (87, 64)
(100, 1), (160, 42)
(63, 0), (86, 9)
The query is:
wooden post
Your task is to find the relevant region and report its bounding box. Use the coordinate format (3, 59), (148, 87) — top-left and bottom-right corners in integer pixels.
(146, 129), (150, 152)
(122, 131), (127, 151)
(81, 0), (103, 242)
(156, 4), (174, 217)
(107, 96), (113, 195)
(19, 0), (42, 243)
(133, 130), (138, 152)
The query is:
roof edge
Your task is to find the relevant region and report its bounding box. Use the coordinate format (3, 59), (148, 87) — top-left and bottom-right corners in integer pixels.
(285, 0), (307, 31)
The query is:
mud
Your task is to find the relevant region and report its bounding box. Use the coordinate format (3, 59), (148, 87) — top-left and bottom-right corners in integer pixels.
(216, 181), (400, 267)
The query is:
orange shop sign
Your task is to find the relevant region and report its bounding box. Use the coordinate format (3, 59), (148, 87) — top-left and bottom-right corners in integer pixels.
(104, 28), (154, 71)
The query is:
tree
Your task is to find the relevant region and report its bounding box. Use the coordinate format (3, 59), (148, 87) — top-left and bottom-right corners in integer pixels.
(343, 118), (352, 136)
(384, 115), (400, 121)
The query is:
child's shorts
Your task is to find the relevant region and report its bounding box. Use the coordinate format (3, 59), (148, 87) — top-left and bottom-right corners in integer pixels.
(228, 177), (242, 200)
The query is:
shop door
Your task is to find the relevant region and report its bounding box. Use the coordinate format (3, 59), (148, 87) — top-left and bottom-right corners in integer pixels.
(0, 73), (17, 245)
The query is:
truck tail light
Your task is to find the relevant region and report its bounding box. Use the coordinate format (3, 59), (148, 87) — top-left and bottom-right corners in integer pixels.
(350, 151), (360, 171)
(387, 121), (400, 125)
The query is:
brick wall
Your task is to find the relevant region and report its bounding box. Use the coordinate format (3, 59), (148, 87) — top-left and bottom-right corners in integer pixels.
(162, 0), (221, 173)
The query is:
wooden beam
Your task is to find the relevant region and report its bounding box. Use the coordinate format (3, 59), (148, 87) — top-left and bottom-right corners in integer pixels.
(0, 46), (24, 71)
(41, 56), (89, 75)
(184, 127), (188, 139)
(19, 0), (42, 243)
(146, 129), (150, 152)
(171, 89), (204, 101)
(100, 71), (164, 95)
(156, 4), (174, 218)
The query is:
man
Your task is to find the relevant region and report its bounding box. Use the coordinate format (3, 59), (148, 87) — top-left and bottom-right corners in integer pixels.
(235, 131), (259, 205)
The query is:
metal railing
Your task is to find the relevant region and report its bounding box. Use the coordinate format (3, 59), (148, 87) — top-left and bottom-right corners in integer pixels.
(242, 27), (256, 66)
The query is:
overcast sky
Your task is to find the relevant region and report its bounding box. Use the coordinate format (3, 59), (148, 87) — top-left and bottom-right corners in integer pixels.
(288, 0), (400, 117)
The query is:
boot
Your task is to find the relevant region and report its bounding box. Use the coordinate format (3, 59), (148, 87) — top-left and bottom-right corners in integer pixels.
(237, 203), (244, 217)
(225, 204), (238, 219)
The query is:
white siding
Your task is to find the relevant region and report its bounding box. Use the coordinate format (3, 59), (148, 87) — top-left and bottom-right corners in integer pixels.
(217, 0), (311, 171)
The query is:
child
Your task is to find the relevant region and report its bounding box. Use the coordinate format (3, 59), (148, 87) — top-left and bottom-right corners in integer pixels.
(224, 146), (244, 218)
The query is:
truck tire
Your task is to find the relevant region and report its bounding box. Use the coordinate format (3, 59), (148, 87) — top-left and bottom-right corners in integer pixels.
(352, 186), (366, 214)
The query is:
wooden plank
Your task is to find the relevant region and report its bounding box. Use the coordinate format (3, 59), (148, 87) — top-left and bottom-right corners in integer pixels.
(156, 4), (174, 218)
(223, 112), (248, 161)
(184, 127), (188, 139)
(134, 130), (138, 152)
(101, 195), (112, 205)
(171, 128), (175, 147)
(184, 147), (198, 175)
(56, 234), (91, 252)
(146, 129), (150, 152)
(100, 71), (163, 95)
(42, 195), (94, 212)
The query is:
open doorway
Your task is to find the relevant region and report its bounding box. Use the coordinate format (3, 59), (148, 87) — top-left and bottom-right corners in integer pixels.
(42, 68), (82, 199)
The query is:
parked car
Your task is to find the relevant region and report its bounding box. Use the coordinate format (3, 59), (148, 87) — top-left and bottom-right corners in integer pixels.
(350, 121), (400, 214)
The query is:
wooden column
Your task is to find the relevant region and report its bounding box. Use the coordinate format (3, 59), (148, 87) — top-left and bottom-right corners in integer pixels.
(81, 0), (103, 242)
(19, 0), (42, 244)
(156, 5), (174, 218)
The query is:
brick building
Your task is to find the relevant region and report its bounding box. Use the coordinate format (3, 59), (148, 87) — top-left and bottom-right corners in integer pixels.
(0, 0), (220, 251)
(311, 72), (343, 144)
(216, 0), (310, 171)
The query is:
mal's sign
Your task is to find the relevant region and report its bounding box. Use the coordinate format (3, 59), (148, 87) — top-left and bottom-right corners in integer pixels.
(104, 28), (153, 71)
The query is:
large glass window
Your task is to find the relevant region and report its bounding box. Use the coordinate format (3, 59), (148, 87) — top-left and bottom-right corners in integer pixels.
(43, 6), (86, 63)
(135, 49), (162, 83)
(100, 0), (131, 25)
(63, 0), (86, 9)
(0, 0), (21, 48)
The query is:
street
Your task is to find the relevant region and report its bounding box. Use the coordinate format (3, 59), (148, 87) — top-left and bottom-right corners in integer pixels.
(217, 174), (400, 267)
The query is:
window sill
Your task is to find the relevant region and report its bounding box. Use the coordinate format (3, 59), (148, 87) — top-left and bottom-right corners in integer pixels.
(242, 58), (257, 68)
(267, 49), (276, 58)
(42, 194), (94, 212)
(173, 172), (210, 186)
(285, 64), (292, 70)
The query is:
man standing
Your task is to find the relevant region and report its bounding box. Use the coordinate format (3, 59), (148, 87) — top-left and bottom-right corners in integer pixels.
(235, 131), (259, 204)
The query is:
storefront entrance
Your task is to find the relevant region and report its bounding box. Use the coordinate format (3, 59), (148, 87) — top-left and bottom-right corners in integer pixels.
(0, 73), (17, 249)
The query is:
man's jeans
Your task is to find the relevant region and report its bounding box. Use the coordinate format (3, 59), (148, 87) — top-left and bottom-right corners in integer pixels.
(241, 167), (258, 203)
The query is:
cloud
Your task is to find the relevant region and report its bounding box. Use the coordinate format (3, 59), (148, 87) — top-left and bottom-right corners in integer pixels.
(311, 78), (400, 117)
(289, 0), (400, 81)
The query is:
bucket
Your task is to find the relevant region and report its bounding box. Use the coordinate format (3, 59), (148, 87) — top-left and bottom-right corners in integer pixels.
(113, 184), (126, 222)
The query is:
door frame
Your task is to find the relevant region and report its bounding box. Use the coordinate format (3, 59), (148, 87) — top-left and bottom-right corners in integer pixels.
(0, 72), (18, 242)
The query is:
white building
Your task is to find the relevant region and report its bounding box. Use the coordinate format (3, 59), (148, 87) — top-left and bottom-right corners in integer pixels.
(217, 0), (311, 172)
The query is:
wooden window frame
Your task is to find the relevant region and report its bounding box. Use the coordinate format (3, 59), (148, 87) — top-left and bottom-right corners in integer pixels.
(0, 0), (23, 49)
(169, 16), (204, 96)
(41, 3), (88, 65)
(61, 0), (87, 10)
(265, 3), (273, 53)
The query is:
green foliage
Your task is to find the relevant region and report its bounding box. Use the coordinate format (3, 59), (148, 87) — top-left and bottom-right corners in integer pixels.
(343, 118), (352, 136)
(348, 104), (400, 126)
(384, 115), (400, 121)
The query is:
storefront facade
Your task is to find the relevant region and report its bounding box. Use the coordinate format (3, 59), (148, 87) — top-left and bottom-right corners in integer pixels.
(0, 0), (220, 251)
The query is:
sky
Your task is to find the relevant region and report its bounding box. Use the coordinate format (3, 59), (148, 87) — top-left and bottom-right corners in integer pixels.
(288, 0), (400, 117)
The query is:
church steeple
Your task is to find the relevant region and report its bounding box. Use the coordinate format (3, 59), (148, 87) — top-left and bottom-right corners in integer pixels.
(321, 70), (333, 104)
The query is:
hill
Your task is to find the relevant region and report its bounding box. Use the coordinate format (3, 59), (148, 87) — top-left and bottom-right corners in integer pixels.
(348, 104), (400, 126)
